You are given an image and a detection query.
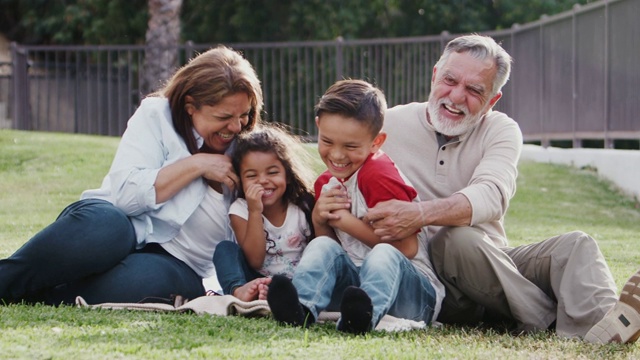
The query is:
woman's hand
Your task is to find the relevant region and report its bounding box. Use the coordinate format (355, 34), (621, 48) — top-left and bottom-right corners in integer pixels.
(154, 153), (239, 203)
(197, 153), (239, 191)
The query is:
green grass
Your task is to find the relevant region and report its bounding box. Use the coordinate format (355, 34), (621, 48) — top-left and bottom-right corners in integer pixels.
(1, 129), (639, 359)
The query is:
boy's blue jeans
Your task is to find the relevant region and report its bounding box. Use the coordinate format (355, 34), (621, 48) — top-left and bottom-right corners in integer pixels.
(293, 236), (437, 328)
(0, 198), (205, 305)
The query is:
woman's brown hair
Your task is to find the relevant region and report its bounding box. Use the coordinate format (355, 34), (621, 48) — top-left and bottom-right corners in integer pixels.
(156, 45), (264, 154)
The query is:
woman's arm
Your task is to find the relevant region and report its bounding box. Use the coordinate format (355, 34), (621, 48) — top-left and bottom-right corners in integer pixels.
(154, 153), (238, 203)
(106, 99), (239, 213)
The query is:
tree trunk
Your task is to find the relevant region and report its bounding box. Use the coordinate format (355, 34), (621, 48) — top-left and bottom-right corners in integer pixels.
(142, 0), (182, 95)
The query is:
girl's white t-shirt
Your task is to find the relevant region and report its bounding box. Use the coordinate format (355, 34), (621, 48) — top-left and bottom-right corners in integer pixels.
(229, 198), (311, 278)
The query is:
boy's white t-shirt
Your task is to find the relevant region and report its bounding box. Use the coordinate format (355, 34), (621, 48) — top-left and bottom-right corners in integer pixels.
(229, 198), (311, 278)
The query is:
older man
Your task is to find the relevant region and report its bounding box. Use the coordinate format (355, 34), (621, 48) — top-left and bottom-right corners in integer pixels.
(363, 34), (640, 344)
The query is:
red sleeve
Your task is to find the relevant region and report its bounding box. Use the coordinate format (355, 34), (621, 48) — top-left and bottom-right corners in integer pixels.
(314, 170), (334, 201)
(357, 151), (417, 208)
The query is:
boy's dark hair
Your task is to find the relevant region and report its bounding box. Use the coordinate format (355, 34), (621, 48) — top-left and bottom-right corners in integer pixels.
(314, 79), (387, 137)
(232, 124), (316, 237)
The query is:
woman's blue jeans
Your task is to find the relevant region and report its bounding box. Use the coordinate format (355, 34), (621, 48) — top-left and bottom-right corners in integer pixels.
(0, 198), (205, 305)
(213, 240), (264, 295)
(293, 236), (437, 328)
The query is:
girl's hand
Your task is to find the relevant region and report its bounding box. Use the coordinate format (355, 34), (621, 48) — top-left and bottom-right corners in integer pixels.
(244, 183), (265, 213)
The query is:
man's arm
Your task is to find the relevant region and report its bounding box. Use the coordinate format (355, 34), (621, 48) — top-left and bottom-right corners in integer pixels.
(329, 208), (418, 258)
(421, 193), (472, 227)
(375, 108), (523, 242)
(363, 193), (471, 242)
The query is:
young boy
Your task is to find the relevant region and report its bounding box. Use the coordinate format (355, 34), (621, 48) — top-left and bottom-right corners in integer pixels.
(267, 79), (444, 334)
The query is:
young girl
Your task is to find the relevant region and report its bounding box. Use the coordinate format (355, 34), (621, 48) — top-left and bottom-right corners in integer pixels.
(213, 124), (316, 302)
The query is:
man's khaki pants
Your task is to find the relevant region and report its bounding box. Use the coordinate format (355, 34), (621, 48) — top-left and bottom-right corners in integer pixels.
(429, 226), (617, 338)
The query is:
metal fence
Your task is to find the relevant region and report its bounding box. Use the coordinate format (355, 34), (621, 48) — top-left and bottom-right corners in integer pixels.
(4, 0), (639, 147)
(0, 62), (11, 129)
(502, 0), (640, 148)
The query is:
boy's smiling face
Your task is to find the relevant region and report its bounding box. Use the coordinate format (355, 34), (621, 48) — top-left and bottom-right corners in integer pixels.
(316, 113), (385, 180)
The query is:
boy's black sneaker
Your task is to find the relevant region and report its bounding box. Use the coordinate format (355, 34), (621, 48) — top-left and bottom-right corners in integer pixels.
(267, 274), (314, 327)
(337, 286), (373, 334)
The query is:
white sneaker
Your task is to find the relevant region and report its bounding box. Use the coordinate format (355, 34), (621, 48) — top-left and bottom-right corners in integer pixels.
(584, 269), (640, 344)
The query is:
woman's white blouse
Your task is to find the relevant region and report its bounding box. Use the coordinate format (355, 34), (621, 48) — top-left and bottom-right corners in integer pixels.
(80, 97), (235, 248)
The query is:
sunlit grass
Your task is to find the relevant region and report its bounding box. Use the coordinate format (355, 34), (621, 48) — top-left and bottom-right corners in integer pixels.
(1, 129), (639, 359)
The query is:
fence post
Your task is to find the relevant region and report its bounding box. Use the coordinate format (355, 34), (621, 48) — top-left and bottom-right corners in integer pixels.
(572, 5), (580, 148)
(335, 36), (344, 81)
(510, 24), (519, 121)
(603, 0), (613, 148)
(10, 42), (30, 130)
(185, 40), (194, 61)
(538, 17), (550, 148)
(439, 31), (450, 52)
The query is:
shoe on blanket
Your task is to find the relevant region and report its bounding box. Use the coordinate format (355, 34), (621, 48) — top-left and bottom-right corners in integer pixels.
(267, 275), (314, 328)
(337, 286), (373, 334)
(585, 268), (640, 344)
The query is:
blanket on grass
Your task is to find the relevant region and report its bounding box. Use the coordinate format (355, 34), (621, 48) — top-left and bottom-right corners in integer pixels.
(75, 295), (429, 332)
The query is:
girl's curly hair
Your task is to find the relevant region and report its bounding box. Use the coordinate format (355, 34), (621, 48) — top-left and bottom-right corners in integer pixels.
(232, 123), (316, 237)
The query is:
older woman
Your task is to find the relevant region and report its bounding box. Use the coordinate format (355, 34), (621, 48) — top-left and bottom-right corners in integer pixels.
(0, 45), (263, 305)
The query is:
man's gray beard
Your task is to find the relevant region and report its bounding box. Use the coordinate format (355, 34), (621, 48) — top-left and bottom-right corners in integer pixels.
(427, 99), (483, 137)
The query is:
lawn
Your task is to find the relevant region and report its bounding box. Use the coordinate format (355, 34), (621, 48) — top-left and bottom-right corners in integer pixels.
(1, 129), (639, 359)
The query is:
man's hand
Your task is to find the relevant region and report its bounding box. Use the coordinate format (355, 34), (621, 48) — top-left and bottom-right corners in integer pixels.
(363, 200), (424, 242)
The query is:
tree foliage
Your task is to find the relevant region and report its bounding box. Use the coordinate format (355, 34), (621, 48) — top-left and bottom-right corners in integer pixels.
(1, 0), (594, 45)
(1, 0), (148, 44)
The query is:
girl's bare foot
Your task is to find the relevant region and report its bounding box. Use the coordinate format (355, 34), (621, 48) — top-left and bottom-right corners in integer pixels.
(257, 281), (270, 300)
(233, 277), (272, 301)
